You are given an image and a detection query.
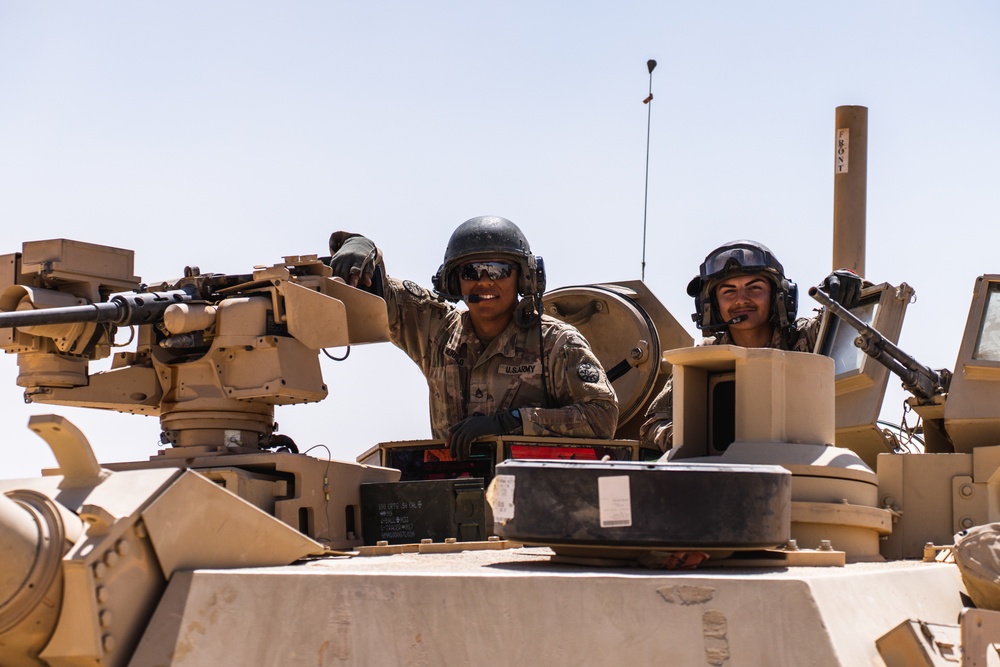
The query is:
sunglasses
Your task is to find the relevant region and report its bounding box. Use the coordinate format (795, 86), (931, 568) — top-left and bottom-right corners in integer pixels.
(458, 261), (516, 282)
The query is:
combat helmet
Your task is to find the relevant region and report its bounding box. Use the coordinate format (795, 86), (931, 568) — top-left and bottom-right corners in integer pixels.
(687, 239), (798, 332)
(432, 216), (546, 301)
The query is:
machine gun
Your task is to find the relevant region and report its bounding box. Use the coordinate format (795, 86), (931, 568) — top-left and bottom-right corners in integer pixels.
(0, 240), (405, 663)
(0, 238), (400, 549)
(809, 285), (951, 402)
(0, 238), (390, 452)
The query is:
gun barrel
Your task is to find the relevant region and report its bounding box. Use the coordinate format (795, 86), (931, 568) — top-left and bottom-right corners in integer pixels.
(809, 286), (909, 369)
(0, 288), (197, 331)
(852, 334), (913, 381)
(808, 285), (949, 400)
(0, 302), (123, 329)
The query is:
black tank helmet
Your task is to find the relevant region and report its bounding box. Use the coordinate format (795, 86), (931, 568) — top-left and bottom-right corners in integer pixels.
(432, 216), (545, 301)
(687, 239), (798, 333)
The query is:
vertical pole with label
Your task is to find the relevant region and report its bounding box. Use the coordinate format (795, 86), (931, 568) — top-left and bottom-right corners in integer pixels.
(833, 105), (868, 278)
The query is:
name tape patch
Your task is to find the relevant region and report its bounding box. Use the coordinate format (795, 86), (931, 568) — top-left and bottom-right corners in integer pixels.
(501, 363), (538, 375)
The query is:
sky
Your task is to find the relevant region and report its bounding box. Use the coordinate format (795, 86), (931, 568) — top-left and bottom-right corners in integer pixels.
(1, 2), (998, 478)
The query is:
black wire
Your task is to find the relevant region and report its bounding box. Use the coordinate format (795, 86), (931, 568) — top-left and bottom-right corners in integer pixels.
(323, 346), (350, 361)
(302, 443), (332, 459)
(537, 293), (551, 408)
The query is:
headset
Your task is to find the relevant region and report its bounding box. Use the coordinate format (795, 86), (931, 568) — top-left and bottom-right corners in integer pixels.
(431, 216), (552, 406)
(688, 240), (798, 333)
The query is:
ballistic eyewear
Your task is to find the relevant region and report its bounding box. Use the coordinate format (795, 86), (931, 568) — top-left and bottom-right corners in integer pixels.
(458, 261), (516, 282)
(700, 243), (782, 279)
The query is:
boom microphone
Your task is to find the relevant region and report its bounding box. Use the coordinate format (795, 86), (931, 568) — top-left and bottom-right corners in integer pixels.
(464, 295), (481, 304)
(701, 314), (749, 332)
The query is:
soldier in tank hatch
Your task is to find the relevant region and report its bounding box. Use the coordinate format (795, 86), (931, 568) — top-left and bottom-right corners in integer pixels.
(639, 239), (864, 453)
(328, 216), (618, 459)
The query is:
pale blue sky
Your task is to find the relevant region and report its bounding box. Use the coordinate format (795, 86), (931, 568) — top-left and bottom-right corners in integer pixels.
(1, 2), (998, 477)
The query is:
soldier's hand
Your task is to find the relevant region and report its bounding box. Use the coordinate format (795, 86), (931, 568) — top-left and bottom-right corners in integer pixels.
(328, 232), (378, 288)
(819, 269), (863, 309)
(447, 411), (521, 460)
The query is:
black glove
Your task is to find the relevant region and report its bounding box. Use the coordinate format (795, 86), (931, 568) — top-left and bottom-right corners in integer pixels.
(447, 410), (521, 460)
(328, 232), (378, 288)
(818, 269), (863, 309)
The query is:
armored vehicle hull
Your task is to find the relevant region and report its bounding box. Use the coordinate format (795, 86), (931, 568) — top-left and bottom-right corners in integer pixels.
(131, 550), (962, 666)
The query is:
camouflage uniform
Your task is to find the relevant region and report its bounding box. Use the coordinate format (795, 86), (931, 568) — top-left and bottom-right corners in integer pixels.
(385, 276), (619, 439)
(638, 316), (821, 452)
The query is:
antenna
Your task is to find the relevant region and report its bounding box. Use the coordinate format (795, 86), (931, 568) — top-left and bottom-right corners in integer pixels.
(641, 58), (657, 281)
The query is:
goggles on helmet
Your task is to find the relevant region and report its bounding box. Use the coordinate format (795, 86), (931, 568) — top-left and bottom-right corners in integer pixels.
(700, 244), (781, 280)
(458, 261), (516, 282)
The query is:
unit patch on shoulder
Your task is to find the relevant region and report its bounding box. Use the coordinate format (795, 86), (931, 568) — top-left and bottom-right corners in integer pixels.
(403, 280), (424, 297)
(577, 362), (601, 383)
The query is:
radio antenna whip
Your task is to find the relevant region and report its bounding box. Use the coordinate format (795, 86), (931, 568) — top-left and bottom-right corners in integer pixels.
(641, 58), (657, 281)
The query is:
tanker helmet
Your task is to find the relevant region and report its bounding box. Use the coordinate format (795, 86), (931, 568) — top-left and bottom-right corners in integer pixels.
(687, 239), (798, 332)
(432, 216), (546, 301)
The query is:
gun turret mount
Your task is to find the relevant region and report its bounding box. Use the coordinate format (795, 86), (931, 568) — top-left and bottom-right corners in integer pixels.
(0, 239), (391, 455)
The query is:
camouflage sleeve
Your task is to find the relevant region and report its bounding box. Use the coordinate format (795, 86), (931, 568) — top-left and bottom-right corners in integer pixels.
(519, 322), (619, 439)
(382, 276), (458, 375)
(789, 315), (823, 353)
(638, 376), (673, 452)
(327, 235), (457, 372)
(638, 334), (720, 452)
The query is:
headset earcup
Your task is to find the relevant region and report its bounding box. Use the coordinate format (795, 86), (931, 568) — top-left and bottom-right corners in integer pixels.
(693, 289), (714, 330)
(785, 280), (798, 322)
(706, 293), (719, 329)
(533, 256), (546, 294)
(519, 256), (546, 295)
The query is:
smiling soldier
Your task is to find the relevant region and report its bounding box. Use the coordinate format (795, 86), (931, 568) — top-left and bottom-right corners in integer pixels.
(639, 239), (863, 453)
(328, 216), (618, 459)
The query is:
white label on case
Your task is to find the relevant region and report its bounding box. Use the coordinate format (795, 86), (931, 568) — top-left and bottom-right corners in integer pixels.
(599, 475), (632, 528)
(491, 474), (516, 522)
